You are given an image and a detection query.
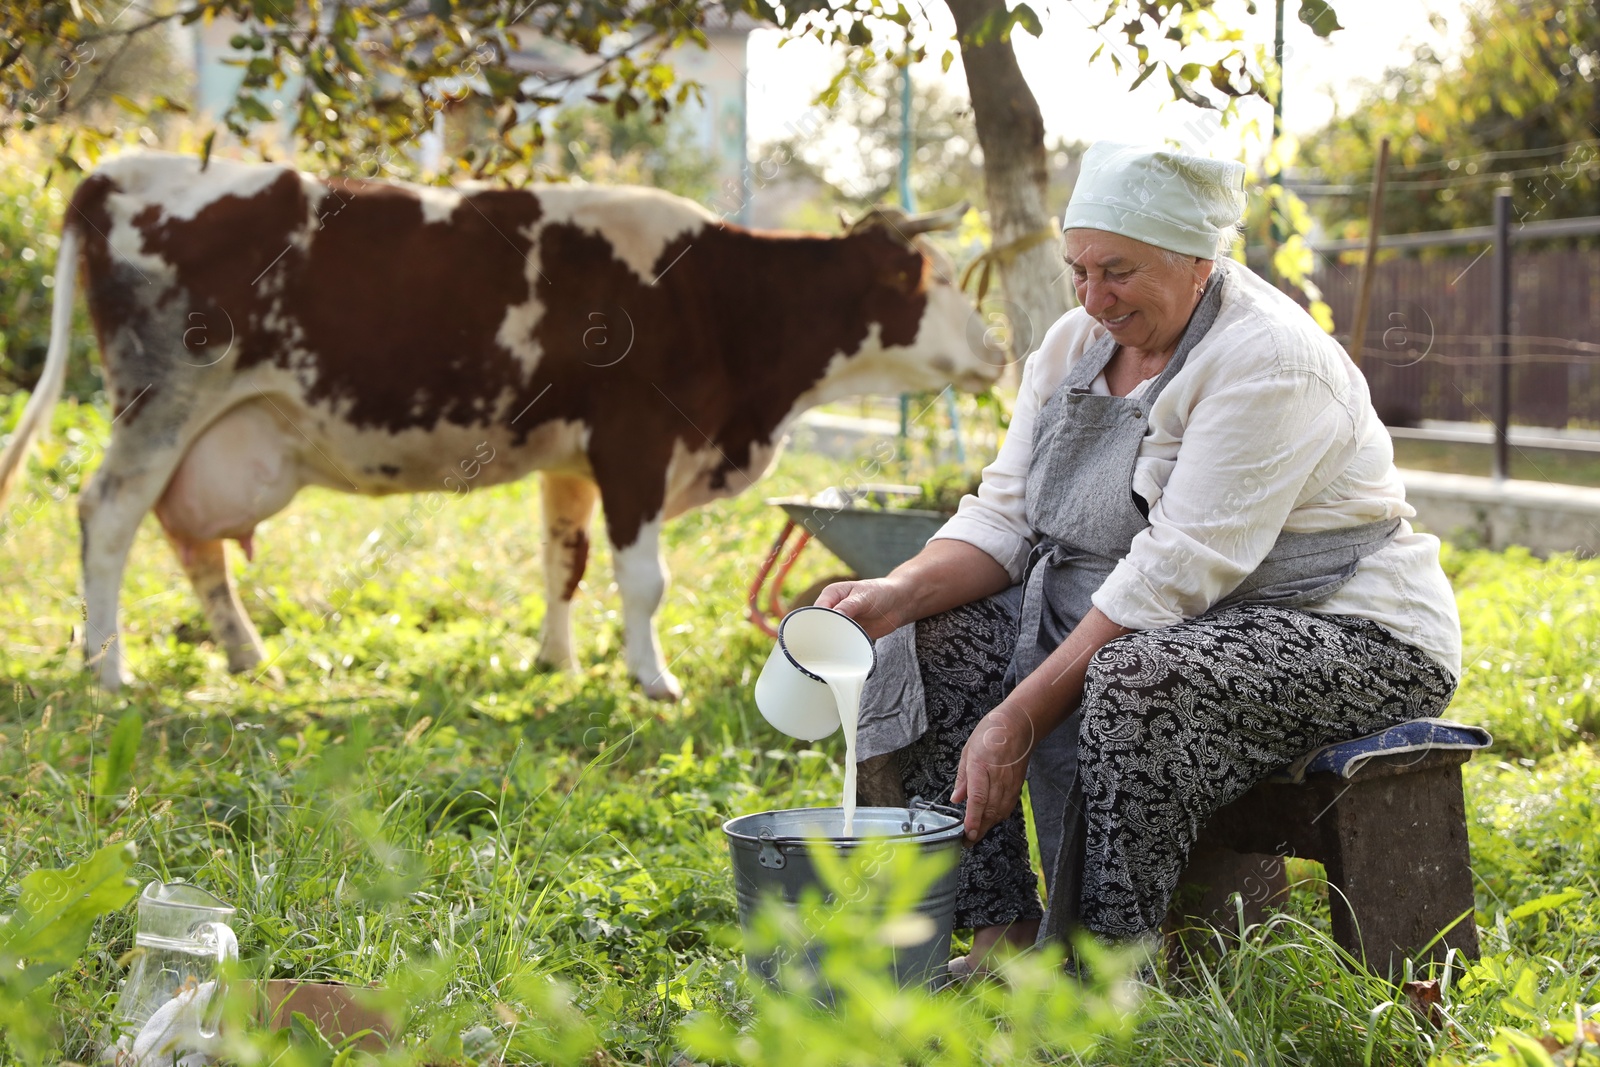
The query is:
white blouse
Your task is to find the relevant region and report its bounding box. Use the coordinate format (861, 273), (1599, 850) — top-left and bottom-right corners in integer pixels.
(932, 262), (1463, 678)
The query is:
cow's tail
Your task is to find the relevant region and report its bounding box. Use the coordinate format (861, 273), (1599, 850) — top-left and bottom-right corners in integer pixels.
(0, 224), (79, 510)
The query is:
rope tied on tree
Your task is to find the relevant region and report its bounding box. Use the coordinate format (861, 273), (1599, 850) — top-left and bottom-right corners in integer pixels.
(959, 219), (1060, 303)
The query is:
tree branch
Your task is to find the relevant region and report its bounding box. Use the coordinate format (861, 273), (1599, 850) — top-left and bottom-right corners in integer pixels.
(58, 35), (136, 117)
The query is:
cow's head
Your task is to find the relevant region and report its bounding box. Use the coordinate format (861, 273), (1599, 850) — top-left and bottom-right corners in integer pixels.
(834, 202), (1005, 396)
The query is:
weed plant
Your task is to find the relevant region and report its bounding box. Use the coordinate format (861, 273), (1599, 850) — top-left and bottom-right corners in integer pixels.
(2, 399), (1599, 1064)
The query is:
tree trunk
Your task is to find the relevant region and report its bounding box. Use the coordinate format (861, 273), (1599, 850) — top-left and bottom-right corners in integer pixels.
(944, 0), (1069, 366)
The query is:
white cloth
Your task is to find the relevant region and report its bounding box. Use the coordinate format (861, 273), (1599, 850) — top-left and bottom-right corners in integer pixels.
(113, 980), (220, 1067)
(1063, 141), (1248, 259)
(933, 263), (1463, 678)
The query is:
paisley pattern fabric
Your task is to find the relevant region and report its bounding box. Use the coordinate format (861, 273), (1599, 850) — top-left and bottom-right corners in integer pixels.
(1073, 603), (1456, 937)
(893, 599), (1456, 938)
(897, 591), (1043, 931)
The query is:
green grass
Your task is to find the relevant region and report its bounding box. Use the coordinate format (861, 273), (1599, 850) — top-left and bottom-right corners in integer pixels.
(3, 397), (1600, 1065)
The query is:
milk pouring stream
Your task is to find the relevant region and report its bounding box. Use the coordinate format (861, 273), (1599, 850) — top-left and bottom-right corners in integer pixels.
(753, 608), (876, 835)
(808, 659), (869, 835)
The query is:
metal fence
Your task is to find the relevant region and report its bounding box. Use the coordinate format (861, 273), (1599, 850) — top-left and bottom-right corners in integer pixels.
(1304, 213), (1600, 432)
(1314, 244), (1600, 428)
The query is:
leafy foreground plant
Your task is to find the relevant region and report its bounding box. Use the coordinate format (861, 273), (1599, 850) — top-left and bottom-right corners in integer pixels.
(0, 842), (140, 1062)
(681, 840), (1140, 1066)
(0, 837), (1137, 1065)
(7, 399), (1600, 1065)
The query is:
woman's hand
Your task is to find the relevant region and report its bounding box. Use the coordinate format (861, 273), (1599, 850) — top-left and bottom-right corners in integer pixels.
(812, 541), (1013, 641)
(949, 609), (1134, 843)
(813, 578), (911, 640)
(951, 703), (1038, 843)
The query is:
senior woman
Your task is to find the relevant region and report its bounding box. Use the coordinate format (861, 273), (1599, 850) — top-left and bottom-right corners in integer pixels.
(816, 141), (1462, 973)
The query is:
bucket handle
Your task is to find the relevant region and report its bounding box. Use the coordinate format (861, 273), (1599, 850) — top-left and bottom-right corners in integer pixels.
(908, 796), (964, 821)
(746, 800), (963, 847)
(756, 829), (787, 870)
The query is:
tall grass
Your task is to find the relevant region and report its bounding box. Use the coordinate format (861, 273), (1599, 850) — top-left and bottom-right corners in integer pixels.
(2, 398), (1599, 1064)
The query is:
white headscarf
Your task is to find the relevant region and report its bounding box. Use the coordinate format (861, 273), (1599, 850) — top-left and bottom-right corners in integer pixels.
(1063, 141), (1247, 258)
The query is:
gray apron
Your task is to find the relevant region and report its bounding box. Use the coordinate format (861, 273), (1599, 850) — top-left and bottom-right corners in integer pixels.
(856, 264), (1399, 930)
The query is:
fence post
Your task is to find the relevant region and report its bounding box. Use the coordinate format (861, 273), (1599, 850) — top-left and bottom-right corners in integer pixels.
(1492, 189), (1512, 482)
(1347, 137), (1391, 367)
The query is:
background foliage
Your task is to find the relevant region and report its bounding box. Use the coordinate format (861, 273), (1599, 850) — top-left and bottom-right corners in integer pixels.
(1301, 0), (1600, 237)
(750, 57), (1084, 222)
(0, 134), (98, 398)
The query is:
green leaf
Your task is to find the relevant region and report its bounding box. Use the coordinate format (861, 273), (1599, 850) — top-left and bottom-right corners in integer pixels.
(1490, 1026), (1560, 1065)
(1012, 3), (1044, 37)
(333, 35), (367, 75)
(1128, 62), (1158, 92)
(484, 67), (522, 100)
(235, 95), (274, 124)
(1500, 965), (1544, 1022)
(1297, 0), (1343, 37)
(0, 843), (139, 985)
(110, 93), (146, 117)
(941, 48), (954, 73)
(96, 708), (142, 798)
(1166, 67), (1212, 107)
(1508, 887), (1583, 920)
(288, 1010), (339, 1053)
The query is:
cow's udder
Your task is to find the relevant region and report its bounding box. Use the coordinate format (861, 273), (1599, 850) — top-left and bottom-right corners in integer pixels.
(154, 402), (303, 559)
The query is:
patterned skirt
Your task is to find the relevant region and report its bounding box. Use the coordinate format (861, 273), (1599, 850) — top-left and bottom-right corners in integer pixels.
(883, 595), (1458, 938)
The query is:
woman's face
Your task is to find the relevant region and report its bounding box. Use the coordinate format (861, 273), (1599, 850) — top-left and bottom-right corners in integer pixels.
(1063, 229), (1214, 357)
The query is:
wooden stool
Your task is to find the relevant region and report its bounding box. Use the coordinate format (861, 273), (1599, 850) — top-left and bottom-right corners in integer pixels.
(1169, 749), (1480, 976)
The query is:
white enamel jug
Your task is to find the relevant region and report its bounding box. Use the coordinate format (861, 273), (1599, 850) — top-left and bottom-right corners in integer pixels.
(755, 606), (876, 740)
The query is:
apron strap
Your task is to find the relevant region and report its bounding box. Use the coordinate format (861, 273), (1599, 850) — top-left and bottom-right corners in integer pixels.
(1063, 331), (1118, 391)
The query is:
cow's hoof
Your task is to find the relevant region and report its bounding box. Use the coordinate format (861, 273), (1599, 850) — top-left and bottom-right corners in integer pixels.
(639, 670), (683, 702)
(226, 648), (265, 674)
(86, 634), (131, 688)
(534, 648), (578, 674)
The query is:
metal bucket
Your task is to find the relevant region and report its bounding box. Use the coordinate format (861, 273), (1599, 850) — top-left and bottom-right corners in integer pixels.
(723, 801), (965, 990)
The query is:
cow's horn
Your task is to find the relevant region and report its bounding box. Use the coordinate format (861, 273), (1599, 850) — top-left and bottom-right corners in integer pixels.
(896, 201), (970, 238)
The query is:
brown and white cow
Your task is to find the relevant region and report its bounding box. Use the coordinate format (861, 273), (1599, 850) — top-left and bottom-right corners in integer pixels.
(0, 151), (1000, 698)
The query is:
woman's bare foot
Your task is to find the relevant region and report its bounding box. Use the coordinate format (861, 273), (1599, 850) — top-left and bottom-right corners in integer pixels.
(949, 919), (1041, 978)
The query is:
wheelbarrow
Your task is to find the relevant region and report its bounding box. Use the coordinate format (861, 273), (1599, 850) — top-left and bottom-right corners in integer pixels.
(747, 485), (950, 637)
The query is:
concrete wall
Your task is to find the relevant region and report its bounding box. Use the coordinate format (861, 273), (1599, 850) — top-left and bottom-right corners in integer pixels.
(1402, 470), (1600, 558)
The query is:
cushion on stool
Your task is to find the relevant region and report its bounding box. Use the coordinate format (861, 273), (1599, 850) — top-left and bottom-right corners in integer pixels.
(1270, 717), (1493, 784)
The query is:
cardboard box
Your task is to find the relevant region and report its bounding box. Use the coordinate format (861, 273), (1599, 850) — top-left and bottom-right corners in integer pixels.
(254, 981), (392, 1051)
